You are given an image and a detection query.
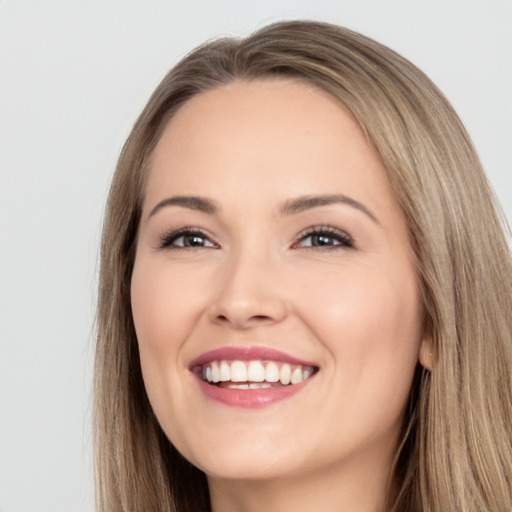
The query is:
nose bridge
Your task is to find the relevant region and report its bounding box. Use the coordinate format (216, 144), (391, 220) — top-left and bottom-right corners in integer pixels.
(208, 239), (287, 328)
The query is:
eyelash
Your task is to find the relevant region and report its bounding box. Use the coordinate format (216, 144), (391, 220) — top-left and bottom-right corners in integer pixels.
(294, 225), (354, 250)
(157, 225), (354, 251)
(158, 227), (215, 249)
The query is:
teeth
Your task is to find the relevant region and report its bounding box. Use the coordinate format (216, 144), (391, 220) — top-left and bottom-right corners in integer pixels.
(211, 361), (220, 383)
(247, 361), (265, 382)
(249, 383), (272, 389)
(228, 383), (249, 389)
(201, 359), (316, 387)
(265, 362), (280, 382)
(290, 367), (303, 385)
(302, 367), (313, 380)
(280, 364), (292, 385)
(219, 361), (230, 382)
(231, 360), (247, 382)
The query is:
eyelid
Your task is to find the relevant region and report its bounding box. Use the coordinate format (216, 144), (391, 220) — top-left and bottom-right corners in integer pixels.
(293, 225), (354, 249)
(156, 226), (218, 250)
(154, 224), (354, 251)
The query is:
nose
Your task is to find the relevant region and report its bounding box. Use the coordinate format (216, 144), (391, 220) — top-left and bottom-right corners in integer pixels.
(207, 250), (288, 330)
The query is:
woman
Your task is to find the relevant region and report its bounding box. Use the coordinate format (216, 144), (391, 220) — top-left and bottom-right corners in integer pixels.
(94, 20), (512, 511)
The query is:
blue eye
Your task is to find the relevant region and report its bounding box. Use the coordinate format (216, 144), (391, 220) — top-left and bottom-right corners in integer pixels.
(159, 229), (216, 249)
(296, 226), (354, 249)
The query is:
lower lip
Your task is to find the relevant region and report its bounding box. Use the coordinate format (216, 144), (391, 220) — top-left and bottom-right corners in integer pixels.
(195, 376), (313, 408)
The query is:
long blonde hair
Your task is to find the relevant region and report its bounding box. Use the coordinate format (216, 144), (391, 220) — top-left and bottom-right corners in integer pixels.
(94, 20), (512, 511)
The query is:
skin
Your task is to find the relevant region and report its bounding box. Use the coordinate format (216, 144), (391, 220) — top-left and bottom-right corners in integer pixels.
(131, 79), (430, 512)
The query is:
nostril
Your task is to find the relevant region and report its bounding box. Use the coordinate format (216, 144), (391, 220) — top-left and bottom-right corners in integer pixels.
(214, 313), (274, 328)
(209, 296), (288, 329)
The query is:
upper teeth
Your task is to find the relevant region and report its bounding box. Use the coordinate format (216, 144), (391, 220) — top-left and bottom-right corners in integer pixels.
(201, 360), (315, 386)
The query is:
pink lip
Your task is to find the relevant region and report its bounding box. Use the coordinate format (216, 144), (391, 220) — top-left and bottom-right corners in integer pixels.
(189, 346), (318, 409)
(195, 378), (313, 408)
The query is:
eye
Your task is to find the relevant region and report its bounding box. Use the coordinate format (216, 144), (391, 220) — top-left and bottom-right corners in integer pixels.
(294, 226), (354, 250)
(159, 228), (217, 249)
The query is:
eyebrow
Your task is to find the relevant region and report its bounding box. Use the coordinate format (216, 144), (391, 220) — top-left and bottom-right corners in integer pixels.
(148, 196), (218, 218)
(280, 194), (379, 224)
(147, 193), (379, 224)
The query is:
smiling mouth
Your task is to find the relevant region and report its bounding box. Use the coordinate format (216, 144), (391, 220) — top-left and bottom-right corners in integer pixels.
(198, 360), (319, 389)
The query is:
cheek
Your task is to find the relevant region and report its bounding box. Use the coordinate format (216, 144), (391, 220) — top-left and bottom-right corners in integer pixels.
(130, 259), (207, 356)
(304, 266), (422, 450)
(130, 259), (200, 403)
(298, 261), (422, 390)
(130, 258), (213, 442)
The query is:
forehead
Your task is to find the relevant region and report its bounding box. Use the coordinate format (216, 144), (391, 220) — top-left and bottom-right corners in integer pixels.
(153, 79), (365, 162)
(146, 79), (398, 221)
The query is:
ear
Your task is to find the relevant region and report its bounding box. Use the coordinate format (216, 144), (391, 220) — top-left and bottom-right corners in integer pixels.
(419, 336), (434, 371)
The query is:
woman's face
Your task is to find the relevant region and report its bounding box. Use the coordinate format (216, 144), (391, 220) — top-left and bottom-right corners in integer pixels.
(131, 79), (428, 486)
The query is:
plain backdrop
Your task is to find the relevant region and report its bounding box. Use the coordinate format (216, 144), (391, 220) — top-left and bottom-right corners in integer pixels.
(0, 1), (510, 511)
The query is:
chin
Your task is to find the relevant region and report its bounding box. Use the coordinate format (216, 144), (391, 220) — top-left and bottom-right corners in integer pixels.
(176, 430), (310, 482)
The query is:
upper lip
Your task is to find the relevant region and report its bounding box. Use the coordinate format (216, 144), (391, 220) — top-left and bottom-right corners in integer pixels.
(189, 346), (318, 369)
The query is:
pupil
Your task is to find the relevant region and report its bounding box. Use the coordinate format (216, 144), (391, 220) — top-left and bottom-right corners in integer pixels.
(185, 235), (204, 247)
(313, 234), (333, 246)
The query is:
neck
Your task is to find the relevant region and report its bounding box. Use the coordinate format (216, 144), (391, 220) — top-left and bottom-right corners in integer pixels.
(207, 451), (393, 512)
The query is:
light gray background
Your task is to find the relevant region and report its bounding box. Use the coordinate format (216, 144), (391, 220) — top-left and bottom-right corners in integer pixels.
(0, 1), (510, 511)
